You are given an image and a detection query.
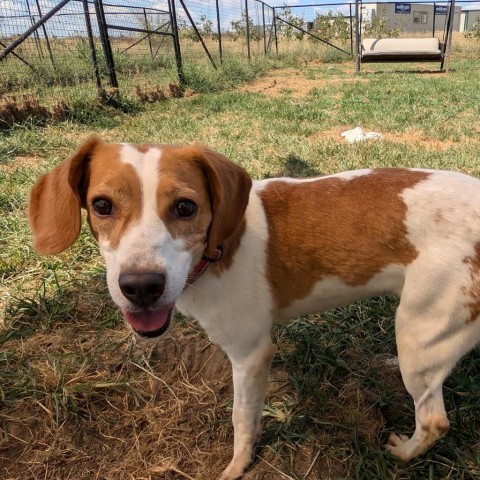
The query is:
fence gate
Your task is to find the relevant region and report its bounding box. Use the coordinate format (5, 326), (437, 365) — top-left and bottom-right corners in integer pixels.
(94, 0), (185, 90)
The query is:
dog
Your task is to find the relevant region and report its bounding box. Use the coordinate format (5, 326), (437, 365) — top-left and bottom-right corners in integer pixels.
(29, 136), (480, 479)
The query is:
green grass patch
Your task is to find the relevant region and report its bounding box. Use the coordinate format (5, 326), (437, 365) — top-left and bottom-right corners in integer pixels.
(1, 53), (480, 479)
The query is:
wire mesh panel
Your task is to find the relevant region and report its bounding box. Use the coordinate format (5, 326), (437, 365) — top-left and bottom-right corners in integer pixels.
(246, 0), (270, 56)
(0, 0), (104, 94)
(217, 0), (251, 60)
(174, 0), (275, 65)
(100, 0), (178, 95)
(174, 0), (221, 64)
(275, 3), (354, 58)
(0, 0), (181, 110)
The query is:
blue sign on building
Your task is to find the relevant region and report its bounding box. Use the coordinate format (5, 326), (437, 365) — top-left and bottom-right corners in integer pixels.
(435, 5), (448, 15)
(395, 3), (412, 14)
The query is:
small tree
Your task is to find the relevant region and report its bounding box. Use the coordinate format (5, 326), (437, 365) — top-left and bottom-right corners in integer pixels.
(279, 7), (305, 40)
(230, 13), (251, 41)
(230, 13), (262, 42)
(464, 18), (480, 40)
(364, 17), (403, 38)
(309, 11), (350, 44)
(331, 14), (350, 43)
(199, 15), (214, 38)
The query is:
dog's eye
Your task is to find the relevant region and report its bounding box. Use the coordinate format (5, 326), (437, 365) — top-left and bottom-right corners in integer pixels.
(92, 198), (113, 216)
(175, 200), (197, 218)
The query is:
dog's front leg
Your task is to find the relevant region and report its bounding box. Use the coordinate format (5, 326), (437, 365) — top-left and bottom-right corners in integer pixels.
(219, 337), (275, 480)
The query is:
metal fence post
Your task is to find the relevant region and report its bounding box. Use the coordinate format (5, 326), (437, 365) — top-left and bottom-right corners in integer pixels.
(25, 0), (44, 58)
(216, 0), (222, 63)
(82, 0), (102, 94)
(94, 0), (118, 89)
(245, 0), (251, 61)
(349, 3), (354, 55)
(143, 8), (154, 59)
(168, 0), (185, 86)
(273, 6), (278, 55)
(355, 0), (360, 74)
(35, 0), (55, 69)
(262, 2), (266, 55)
(444, 0), (456, 73)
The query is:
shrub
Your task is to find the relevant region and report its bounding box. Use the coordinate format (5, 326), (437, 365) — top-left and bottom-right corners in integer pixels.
(364, 17), (403, 38)
(309, 11), (351, 44)
(464, 18), (480, 40)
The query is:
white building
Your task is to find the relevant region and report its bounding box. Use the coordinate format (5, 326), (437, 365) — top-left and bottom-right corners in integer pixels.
(460, 8), (480, 31)
(361, 3), (462, 34)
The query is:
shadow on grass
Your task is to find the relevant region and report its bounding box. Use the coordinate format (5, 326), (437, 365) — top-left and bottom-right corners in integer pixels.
(272, 153), (323, 178)
(365, 68), (451, 75)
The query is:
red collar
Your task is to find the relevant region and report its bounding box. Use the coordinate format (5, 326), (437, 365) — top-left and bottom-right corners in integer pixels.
(184, 247), (223, 288)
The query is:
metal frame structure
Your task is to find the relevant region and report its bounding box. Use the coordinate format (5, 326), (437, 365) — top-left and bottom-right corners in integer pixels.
(0, 0), (183, 92)
(1, 0), (465, 98)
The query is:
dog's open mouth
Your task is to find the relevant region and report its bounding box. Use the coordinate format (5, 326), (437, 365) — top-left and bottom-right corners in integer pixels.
(122, 307), (174, 338)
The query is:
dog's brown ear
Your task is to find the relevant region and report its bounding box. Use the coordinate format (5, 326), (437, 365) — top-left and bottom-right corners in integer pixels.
(29, 136), (102, 255)
(194, 145), (252, 258)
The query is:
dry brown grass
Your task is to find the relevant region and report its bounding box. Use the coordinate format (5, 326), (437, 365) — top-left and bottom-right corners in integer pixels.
(0, 94), (86, 129)
(1, 312), (401, 480)
(0, 95), (53, 128)
(1, 311), (234, 479)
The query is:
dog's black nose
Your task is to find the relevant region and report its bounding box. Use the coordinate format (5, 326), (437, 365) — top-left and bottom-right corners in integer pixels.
(118, 272), (166, 307)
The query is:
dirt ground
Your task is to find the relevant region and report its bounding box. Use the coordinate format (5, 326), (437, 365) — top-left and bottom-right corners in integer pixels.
(1, 311), (396, 479)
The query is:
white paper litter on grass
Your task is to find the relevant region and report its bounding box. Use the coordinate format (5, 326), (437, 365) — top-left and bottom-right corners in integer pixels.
(341, 127), (383, 143)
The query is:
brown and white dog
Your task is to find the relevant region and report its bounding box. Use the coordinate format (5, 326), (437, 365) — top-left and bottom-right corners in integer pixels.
(29, 136), (480, 479)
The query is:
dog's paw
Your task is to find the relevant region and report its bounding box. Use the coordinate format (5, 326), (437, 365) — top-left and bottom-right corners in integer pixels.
(218, 456), (251, 480)
(386, 433), (412, 462)
(382, 354), (399, 369)
(218, 466), (244, 480)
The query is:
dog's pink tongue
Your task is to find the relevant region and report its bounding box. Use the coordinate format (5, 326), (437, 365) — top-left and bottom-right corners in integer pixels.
(123, 308), (171, 332)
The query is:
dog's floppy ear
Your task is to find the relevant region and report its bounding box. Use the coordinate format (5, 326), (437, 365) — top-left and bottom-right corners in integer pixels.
(194, 145), (252, 259)
(29, 136), (102, 255)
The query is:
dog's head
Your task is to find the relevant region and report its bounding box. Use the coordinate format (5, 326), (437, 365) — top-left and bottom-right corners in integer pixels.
(29, 136), (252, 337)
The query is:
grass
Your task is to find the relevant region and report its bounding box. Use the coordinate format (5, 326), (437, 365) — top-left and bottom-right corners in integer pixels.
(1, 45), (480, 479)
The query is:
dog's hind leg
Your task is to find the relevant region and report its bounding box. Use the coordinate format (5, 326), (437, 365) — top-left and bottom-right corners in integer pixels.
(386, 298), (480, 462)
(219, 336), (275, 480)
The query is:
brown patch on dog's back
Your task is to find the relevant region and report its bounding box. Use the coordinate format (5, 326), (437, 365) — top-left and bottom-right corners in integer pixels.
(462, 243), (480, 323)
(260, 169), (431, 310)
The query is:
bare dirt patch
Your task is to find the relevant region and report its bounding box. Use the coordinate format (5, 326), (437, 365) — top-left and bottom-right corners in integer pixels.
(240, 67), (367, 98)
(382, 130), (479, 151)
(0, 156), (40, 173)
(306, 126), (479, 150)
